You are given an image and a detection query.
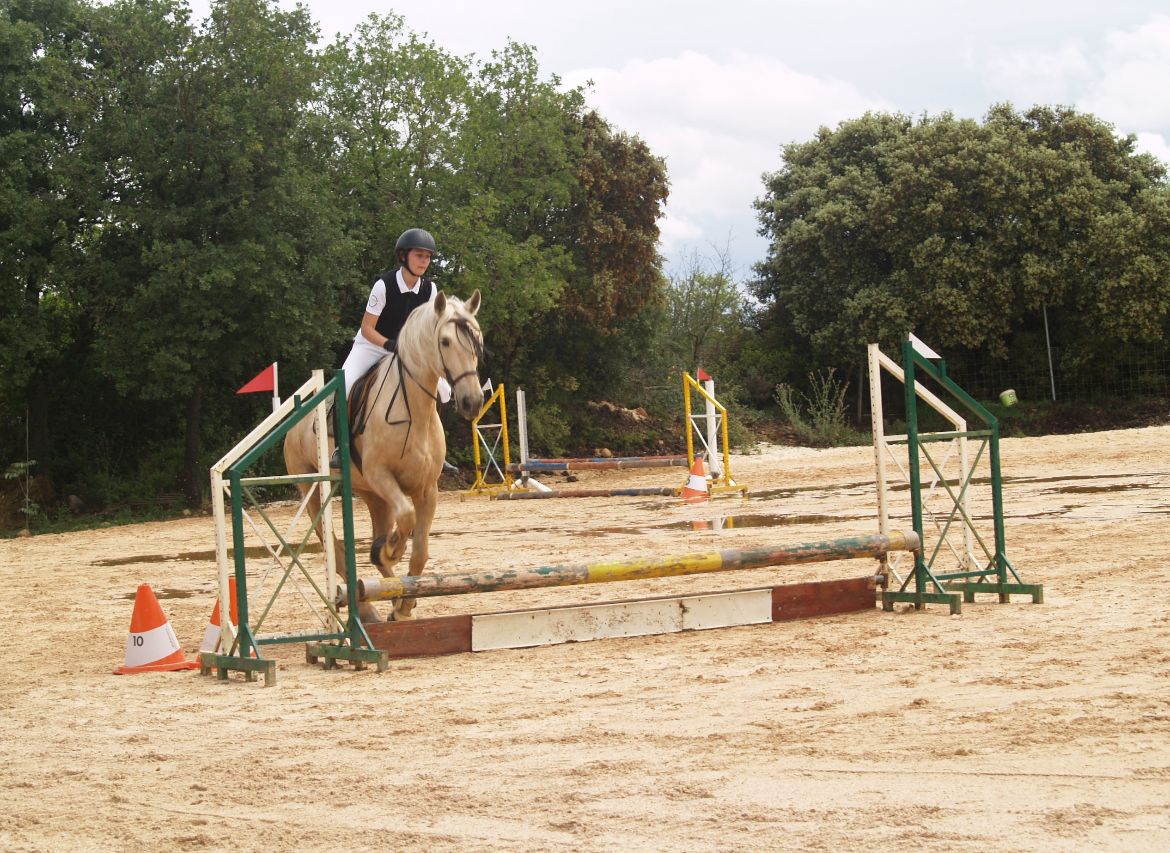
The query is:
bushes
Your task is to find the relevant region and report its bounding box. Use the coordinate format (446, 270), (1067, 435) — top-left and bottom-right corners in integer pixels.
(774, 369), (869, 447)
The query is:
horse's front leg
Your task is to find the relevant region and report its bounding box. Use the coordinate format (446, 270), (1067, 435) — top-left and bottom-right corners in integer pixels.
(393, 481), (437, 621)
(350, 491), (391, 624)
(365, 467), (416, 576)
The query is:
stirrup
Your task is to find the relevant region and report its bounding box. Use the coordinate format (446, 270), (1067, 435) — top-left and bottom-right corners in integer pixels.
(329, 447), (341, 469)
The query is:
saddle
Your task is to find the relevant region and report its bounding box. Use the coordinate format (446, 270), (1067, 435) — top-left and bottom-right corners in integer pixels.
(321, 368), (379, 473)
(340, 368), (382, 472)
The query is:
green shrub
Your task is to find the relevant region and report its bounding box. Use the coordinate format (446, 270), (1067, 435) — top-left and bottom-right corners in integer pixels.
(524, 402), (570, 458)
(775, 369), (869, 447)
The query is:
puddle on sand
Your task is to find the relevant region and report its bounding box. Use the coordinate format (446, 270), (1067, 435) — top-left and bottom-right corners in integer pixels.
(120, 587), (202, 601)
(744, 488), (801, 501)
(1043, 483), (1167, 495)
(749, 482), (874, 501)
(575, 527), (649, 537)
(1006, 471), (1170, 486)
(95, 542), (323, 566)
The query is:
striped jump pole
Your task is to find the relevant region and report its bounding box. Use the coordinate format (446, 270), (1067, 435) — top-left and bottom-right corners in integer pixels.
(494, 486), (679, 500)
(509, 455), (689, 473)
(352, 531), (918, 602)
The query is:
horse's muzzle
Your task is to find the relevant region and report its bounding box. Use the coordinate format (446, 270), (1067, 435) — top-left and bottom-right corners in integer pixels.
(456, 388), (484, 420)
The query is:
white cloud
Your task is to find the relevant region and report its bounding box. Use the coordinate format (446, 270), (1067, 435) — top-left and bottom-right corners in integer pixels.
(1134, 131), (1170, 166)
(971, 14), (1170, 136)
(563, 50), (888, 270)
(975, 41), (1094, 106)
(1078, 15), (1170, 130)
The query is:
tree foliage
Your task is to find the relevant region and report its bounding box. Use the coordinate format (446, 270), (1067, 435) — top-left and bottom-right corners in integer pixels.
(0, 0), (95, 450)
(665, 246), (744, 371)
(753, 105), (1170, 370)
(78, 0), (355, 502)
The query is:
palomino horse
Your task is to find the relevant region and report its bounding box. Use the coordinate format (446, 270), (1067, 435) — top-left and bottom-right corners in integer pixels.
(283, 290), (484, 623)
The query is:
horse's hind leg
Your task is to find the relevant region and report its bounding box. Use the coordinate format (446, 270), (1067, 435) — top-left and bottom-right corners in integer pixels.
(392, 481), (437, 621)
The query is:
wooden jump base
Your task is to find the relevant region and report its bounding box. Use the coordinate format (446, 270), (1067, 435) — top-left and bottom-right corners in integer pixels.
(494, 486), (679, 500)
(363, 575), (880, 659)
(343, 531), (918, 659)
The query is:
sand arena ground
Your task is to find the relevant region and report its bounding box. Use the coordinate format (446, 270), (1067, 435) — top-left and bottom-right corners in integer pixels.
(2, 426), (1169, 851)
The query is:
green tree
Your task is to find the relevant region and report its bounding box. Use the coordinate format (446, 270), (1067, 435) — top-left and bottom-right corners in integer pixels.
(665, 245), (744, 371)
(753, 105), (1170, 373)
(317, 25), (581, 387)
(316, 12), (471, 287)
(82, 0), (353, 505)
(316, 25), (670, 398)
(440, 41), (583, 384)
(523, 109), (670, 412)
(0, 0), (95, 465)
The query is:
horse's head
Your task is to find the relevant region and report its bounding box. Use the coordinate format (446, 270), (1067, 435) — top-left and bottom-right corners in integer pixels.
(429, 288), (485, 420)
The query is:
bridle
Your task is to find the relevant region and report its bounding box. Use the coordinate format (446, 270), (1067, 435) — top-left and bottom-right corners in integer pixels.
(435, 316), (485, 398)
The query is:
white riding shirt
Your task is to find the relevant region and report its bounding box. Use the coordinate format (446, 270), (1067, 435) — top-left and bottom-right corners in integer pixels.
(340, 269), (451, 402)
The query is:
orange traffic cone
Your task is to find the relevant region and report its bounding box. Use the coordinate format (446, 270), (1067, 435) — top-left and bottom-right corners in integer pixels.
(114, 584), (199, 674)
(682, 456), (709, 503)
(198, 577), (240, 656)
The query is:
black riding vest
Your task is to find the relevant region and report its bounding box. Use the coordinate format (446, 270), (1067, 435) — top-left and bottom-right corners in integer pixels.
(373, 274), (434, 342)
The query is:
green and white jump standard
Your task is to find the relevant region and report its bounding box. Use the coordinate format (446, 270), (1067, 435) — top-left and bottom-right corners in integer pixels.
(869, 337), (1044, 614)
(204, 369), (387, 686)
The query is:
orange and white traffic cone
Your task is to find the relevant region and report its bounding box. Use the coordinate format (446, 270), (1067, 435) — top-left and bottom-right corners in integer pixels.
(681, 456), (709, 503)
(114, 584), (199, 674)
(198, 576), (240, 656)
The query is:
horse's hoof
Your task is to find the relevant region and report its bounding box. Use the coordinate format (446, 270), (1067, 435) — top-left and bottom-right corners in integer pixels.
(369, 535), (386, 568)
(371, 530), (411, 567)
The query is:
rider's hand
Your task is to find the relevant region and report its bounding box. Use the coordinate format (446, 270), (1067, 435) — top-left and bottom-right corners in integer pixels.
(382, 338), (396, 353)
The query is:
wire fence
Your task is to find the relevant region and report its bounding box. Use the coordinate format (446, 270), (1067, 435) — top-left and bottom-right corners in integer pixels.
(940, 348), (1170, 404)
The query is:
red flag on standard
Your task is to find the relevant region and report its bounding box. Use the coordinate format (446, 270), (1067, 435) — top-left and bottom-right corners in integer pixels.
(696, 368), (712, 381)
(237, 363), (275, 394)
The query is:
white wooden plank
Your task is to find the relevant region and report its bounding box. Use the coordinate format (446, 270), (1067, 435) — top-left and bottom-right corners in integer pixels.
(470, 588), (773, 652)
(680, 588), (772, 630)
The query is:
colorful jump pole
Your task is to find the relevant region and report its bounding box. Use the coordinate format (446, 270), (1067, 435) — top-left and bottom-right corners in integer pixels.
(348, 531), (919, 603)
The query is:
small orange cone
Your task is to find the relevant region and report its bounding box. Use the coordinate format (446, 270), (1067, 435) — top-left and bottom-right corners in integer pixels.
(682, 456), (709, 503)
(114, 584), (199, 674)
(198, 577), (240, 656)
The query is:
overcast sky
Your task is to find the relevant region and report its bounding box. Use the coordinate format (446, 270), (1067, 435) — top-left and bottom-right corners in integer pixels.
(191, 1), (1170, 280)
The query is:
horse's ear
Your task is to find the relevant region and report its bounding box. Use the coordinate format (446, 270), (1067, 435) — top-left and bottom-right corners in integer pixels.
(433, 290), (447, 314)
(465, 288), (481, 316)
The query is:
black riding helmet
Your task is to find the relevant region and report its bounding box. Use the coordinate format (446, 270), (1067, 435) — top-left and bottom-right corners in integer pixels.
(395, 228), (436, 266)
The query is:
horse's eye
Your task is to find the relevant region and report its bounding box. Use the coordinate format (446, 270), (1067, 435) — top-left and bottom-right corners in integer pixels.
(441, 339), (450, 347)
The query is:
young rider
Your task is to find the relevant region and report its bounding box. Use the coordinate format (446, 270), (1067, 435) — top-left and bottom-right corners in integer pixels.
(331, 227), (451, 468)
